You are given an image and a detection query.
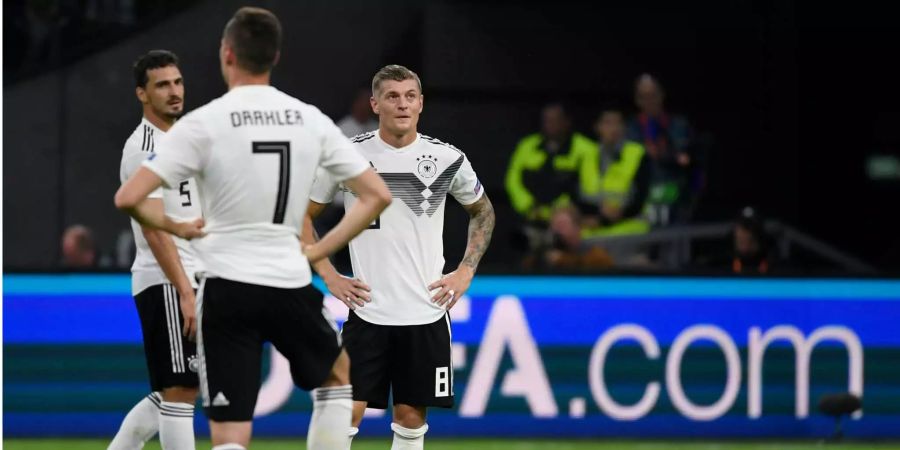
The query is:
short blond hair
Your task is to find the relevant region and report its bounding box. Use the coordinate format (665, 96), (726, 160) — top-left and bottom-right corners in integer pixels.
(371, 64), (422, 97)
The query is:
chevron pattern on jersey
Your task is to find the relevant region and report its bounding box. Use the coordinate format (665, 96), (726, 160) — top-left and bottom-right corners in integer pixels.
(379, 154), (464, 217)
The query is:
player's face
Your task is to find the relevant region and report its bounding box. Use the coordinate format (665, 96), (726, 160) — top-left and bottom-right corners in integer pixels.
(372, 79), (423, 135)
(139, 65), (184, 119)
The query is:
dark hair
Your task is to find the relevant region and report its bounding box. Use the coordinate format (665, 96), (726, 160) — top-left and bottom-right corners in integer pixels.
(542, 101), (571, 119)
(596, 102), (624, 121)
(223, 7), (282, 75)
(635, 73), (665, 95)
(133, 50), (179, 88)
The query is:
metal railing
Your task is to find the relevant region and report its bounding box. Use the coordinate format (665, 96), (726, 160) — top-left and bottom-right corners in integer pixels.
(583, 220), (878, 274)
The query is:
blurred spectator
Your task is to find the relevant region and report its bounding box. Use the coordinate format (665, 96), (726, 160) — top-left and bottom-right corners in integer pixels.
(337, 88), (378, 138)
(732, 207), (771, 274)
(61, 224), (97, 268)
(115, 228), (136, 268)
(84, 0), (136, 26)
(506, 103), (597, 223)
(19, 0), (60, 72)
(627, 74), (695, 226)
(536, 206), (613, 270)
(579, 107), (651, 237)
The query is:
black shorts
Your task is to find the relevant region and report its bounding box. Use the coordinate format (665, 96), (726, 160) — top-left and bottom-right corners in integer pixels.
(134, 284), (199, 392)
(342, 310), (454, 409)
(198, 278), (343, 422)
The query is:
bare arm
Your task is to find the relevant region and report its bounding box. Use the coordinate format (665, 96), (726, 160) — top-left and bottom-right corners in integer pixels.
(303, 168), (391, 263)
(302, 201), (340, 278)
(140, 199), (197, 337)
(459, 194), (496, 273)
(301, 201), (372, 310)
(429, 194), (496, 308)
(115, 167), (204, 239)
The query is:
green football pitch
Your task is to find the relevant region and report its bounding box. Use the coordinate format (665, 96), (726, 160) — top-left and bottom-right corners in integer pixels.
(5, 439), (900, 450)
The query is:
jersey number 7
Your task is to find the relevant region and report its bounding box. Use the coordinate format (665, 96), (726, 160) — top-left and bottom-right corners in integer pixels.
(252, 141), (291, 224)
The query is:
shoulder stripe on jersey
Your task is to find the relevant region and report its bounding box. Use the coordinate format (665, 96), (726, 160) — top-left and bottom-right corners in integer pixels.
(420, 134), (464, 156)
(149, 128), (155, 152)
(141, 125), (148, 152)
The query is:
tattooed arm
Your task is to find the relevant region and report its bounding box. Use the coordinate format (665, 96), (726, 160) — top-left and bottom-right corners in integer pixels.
(460, 194), (496, 271)
(429, 194), (495, 309)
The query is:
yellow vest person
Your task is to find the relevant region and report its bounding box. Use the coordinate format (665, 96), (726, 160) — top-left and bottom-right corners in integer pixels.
(505, 103), (598, 223)
(581, 109), (651, 237)
(505, 132), (598, 222)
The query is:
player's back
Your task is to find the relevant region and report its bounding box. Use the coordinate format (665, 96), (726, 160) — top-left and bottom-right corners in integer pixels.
(152, 85), (365, 289)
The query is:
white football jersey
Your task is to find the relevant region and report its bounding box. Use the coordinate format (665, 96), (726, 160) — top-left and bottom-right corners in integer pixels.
(310, 132), (484, 325)
(144, 85), (370, 289)
(120, 118), (202, 295)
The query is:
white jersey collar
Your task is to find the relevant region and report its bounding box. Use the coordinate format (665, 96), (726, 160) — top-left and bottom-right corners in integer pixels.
(228, 84), (277, 94)
(376, 131), (420, 153)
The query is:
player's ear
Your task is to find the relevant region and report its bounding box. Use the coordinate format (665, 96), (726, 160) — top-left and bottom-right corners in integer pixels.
(272, 50), (281, 68)
(221, 40), (236, 67)
(419, 94), (424, 113)
(370, 95), (379, 115)
(135, 86), (148, 104)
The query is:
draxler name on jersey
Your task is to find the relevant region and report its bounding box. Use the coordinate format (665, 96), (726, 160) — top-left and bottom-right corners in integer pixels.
(229, 109), (303, 128)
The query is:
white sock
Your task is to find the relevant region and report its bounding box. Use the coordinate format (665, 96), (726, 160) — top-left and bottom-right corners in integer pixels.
(308, 385), (353, 449)
(390, 423), (428, 450)
(108, 392), (161, 450)
(347, 426), (359, 449)
(158, 401), (195, 450)
(211, 445), (245, 450)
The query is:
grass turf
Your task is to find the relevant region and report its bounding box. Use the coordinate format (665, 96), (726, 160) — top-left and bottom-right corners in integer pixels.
(5, 439), (900, 450)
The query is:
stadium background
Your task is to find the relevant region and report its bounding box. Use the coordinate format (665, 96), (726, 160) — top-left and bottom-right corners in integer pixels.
(4, 0), (900, 448)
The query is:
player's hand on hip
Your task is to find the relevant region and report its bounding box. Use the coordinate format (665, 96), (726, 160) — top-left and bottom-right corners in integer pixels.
(178, 289), (198, 339)
(324, 274), (371, 310)
(172, 218), (206, 240)
(429, 266), (474, 310)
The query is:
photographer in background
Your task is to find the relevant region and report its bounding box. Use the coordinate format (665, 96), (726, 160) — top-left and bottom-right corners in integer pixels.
(525, 206), (612, 271)
(732, 207), (772, 274)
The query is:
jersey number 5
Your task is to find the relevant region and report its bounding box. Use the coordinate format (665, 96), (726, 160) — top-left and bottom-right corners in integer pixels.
(178, 181), (192, 206)
(252, 141), (291, 224)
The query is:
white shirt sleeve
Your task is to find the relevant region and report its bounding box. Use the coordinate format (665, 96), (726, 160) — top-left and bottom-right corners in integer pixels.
(315, 109), (370, 182)
(449, 154), (484, 205)
(309, 167), (340, 204)
(142, 111), (211, 189)
(121, 142), (163, 199)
